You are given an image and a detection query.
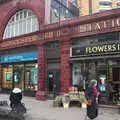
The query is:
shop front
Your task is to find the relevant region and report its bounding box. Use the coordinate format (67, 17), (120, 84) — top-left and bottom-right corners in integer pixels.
(71, 41), (120, 104)
(0, 49), (38, 96)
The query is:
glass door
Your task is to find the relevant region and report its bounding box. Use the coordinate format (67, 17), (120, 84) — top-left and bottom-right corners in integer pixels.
(46, 70), (60, 97)
(24, 63), (38, 92)
(13, 64), (24, 90)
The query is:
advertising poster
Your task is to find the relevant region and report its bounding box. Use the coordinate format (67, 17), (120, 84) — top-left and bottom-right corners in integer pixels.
(6, 72), (12, 81)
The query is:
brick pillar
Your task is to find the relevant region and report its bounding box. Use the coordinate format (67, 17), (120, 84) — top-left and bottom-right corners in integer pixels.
(60, 37), (71, 94)
(36, 42), (46, 100)
(0, 66), (2, 92)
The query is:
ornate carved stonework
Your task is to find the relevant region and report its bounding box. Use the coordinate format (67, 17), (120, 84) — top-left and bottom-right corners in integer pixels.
(0, 34), (40, 50)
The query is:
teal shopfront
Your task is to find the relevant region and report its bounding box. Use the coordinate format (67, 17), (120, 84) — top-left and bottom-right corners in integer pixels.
(0, 51), (38, 96)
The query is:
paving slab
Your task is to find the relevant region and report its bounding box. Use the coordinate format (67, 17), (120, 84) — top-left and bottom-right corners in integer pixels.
(0, 94), (119, 120)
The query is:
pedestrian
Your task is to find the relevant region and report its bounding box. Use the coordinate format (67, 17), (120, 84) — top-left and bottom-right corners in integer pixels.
(9, 87), (22, 109)
(85, 79), (100, 120)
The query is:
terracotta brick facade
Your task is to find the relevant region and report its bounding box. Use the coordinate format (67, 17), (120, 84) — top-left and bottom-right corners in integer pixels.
(60, 39), (71, 93)
(36, 42), (46, 100)
(0, 0), (120, 100)
(0, 0), (45, 41)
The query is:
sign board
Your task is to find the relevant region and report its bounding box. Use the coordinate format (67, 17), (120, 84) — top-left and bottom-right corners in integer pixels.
(71, 43), (120, 57)
(0, 51), (38, 63)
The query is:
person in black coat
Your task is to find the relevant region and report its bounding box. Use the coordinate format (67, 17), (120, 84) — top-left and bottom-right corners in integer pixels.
(9, 87), (22, 109)
(85, 79), (100, 120)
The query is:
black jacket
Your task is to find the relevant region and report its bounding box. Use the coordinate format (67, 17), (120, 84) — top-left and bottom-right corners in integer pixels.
(9, 92), (22, 105)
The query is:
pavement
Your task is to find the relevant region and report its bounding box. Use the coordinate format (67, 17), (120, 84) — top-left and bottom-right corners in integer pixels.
(0, 93), (120, 120)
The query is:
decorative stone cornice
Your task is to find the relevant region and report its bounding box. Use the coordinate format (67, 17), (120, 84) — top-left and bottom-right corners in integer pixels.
(0, 33), (40, 50)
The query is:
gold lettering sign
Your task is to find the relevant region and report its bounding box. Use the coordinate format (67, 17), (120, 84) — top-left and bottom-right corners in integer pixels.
(74, 17), (120, 33)
(44, 32), (53, 39)
(72, 43), (120, 57)
(43, 18), (120, 40)
(85, 44), (119, 54)
(44, 30), (60, 40)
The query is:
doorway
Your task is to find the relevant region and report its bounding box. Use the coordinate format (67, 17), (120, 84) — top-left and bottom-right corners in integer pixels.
(46, 70), (60, 98)
(13, 64), (24, 89)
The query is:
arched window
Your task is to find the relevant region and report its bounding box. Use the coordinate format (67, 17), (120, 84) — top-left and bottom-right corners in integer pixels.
(3, 9), (39, 39)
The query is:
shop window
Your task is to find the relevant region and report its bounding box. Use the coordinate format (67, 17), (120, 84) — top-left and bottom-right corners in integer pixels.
(24, 63), (38, 91)
(5, 72), (12, 81)
(72, 63), (84, 90)
(25, 71), (31, 83)
(96, 61), (107, 75)
(98, 32), (119, 43)
(72, 62), (98, 90)
(1, 63), (38, 91)
(13, 64), (24, 89)
(2, 65), (13, 89)
(13, 71), (21, 83)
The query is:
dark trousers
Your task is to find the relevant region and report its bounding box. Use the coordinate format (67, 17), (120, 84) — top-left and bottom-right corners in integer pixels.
(87, 104), (98, 119)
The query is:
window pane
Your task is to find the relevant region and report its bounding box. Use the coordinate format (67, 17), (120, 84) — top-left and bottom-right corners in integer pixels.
(3, 9), (39, 39)
(16, 23), (19, 36)
(26, 18), (31, 33)
(25, 63), (38, 91)
(7, 26), (10, 38)
(23, 20), (26, 33)
(11, 25), (14, 37)
(19, 21), (22, 35)
(14, 23), (17, 36)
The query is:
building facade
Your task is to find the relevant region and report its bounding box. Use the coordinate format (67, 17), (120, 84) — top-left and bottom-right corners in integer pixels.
(0, 0), (120, 102)
(76, 0), (118, 16)
(0, 0), (77, 98)
(0, 0), (45, 96)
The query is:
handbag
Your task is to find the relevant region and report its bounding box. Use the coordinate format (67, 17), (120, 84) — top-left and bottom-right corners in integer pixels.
(83, 99), (92, 105)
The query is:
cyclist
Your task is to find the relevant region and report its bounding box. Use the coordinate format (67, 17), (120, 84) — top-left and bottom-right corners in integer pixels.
(9, 87), (22, 109)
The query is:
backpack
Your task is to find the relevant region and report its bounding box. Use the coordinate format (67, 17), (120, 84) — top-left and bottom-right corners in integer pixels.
(99, 84), (106, 92)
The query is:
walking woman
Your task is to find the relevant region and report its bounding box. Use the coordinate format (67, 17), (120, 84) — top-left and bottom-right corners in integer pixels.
(85, 79), (100, 120)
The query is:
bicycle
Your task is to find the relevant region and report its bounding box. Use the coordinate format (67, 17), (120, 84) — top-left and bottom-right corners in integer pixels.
(9, 102), (27, 119)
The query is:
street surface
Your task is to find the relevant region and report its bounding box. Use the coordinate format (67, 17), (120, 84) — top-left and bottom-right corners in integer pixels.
(0, 94), (119, 120)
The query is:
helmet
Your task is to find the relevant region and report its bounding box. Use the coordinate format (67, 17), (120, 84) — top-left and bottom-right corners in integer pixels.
(12, 88), (22, 94)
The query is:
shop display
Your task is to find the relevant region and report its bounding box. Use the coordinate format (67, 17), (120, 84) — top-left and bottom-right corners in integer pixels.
(5, 72), (12, 81)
